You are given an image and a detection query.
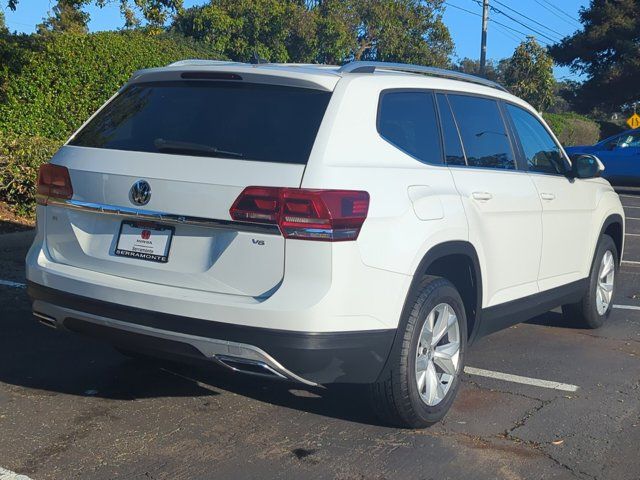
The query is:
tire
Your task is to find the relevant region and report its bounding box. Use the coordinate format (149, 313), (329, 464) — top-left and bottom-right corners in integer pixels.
(562, 234), (618, 329)
(369, 276), (467, 428)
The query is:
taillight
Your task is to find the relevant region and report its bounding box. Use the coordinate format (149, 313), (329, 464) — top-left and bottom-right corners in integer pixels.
(230, 187), (370, 241)
(36, 164), (73, 205)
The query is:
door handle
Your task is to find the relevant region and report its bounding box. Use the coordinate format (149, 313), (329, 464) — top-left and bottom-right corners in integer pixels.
(540, 192), (556, 201)
(471, 191), (493, 201)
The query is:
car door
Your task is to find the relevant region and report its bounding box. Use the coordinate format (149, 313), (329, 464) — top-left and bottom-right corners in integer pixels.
(504, 103), (598, 292)
(596, 131), (640, 186)
(438, 93), (542, 308)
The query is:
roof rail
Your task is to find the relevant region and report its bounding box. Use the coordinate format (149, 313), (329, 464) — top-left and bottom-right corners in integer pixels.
(339, 61), (508, 92)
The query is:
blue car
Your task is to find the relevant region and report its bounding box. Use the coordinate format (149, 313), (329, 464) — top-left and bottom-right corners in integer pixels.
(565, 129), (640, 186)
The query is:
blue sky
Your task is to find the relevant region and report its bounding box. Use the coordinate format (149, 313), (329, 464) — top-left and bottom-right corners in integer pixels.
(3, 0), (587, 79)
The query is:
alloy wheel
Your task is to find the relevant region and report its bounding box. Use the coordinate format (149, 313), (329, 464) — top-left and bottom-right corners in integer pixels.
(596, 250), (615, 315)
(415, 303), (461, 406)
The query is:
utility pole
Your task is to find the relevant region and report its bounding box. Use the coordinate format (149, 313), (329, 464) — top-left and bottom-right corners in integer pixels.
(480, 0), (489, 77)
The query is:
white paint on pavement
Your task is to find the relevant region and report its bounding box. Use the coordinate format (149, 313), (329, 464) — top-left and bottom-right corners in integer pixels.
(622, 260), (640, 266)
(0, 467), (33, 480)
(464, 366), (579, 392)
(0, 279), (26, 288)
(613, 304), (640, 311)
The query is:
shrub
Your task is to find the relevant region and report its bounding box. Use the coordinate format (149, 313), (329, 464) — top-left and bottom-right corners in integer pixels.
(0, 134), (62, 216)
(543, 112), (601, 147)
(0, 30), (218, 139)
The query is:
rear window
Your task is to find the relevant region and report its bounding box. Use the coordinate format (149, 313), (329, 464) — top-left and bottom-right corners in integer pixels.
(70, 81), (332, 165)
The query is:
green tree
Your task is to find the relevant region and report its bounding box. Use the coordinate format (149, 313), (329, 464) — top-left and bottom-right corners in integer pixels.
(172, 0), (453, 66)
(503, 37), (555, 111)
(6, 0), (183, 28)
(455, 57), (507, 83)
(0, 11), (6, 32)
(315, 0), (452, 65)
(172, 0), (303, 62)
(549, 0), (640, 113)
(37, 1), (90, 34)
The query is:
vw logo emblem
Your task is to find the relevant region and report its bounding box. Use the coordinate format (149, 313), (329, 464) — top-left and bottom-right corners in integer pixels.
(130, 180), (151, 206)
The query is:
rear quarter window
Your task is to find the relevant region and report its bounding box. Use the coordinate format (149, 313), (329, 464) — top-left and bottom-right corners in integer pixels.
(377, 91), (443, 165)
(70, 81), (332, 165)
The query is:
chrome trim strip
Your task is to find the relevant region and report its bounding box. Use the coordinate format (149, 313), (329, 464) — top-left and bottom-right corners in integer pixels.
(43, 197), (281, 235)
(33, 301), (319, 387)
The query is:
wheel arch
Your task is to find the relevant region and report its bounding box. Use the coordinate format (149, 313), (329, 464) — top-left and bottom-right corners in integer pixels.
(406, 241), (483, 344)
(599, 214), (624, 265)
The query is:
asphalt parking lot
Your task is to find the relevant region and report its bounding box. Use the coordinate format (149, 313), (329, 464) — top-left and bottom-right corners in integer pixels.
(1, 194), (639, 480)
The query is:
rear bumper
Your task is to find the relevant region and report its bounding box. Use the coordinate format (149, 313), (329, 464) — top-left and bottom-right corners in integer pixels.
(28, 282), (396, 385)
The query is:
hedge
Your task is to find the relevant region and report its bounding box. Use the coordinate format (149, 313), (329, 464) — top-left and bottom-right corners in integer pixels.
(0, 134), (62, 216)
(543, 112), (601, 147)
(0, 30), (218, 139)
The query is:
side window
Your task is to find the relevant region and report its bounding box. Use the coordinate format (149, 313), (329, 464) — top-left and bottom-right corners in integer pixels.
(447, 94), (516, 170)
(505, 104), (568, 175)
(436, 94), (466, 166)
(617, 132), (640, 148)
(378, 91), (443, 164)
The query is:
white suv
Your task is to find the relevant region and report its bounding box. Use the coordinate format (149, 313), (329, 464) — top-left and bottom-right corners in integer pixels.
(26, 60), (625, 428)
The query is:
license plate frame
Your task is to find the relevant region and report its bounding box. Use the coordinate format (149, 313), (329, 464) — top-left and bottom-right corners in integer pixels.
(114, 220), (174, 263)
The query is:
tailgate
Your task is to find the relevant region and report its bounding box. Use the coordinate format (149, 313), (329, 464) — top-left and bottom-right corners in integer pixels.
(41, 79), (331, 297)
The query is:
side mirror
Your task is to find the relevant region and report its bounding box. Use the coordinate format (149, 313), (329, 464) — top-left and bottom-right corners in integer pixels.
(569, 154), (604, 179)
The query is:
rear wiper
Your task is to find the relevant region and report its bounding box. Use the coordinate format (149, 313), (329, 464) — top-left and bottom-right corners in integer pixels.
(154, 138), (244, 158)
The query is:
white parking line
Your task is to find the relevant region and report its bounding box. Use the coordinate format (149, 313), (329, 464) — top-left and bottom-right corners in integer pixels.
(613, 304), (640, 311)
(0, 279), (26, 288)
(626, 217), (640, 221)
(464, 366), (579, 392)
(625, 233), (640, 237)
(622, 260), (640, 266)
(0, 467), (33, 480)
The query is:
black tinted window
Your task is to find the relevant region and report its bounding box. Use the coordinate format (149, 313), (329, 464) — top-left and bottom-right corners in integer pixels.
(506, 104), (567, 175)
(436, 94), (466, 166)
(378, 91), (442, 164)
(70, 81), (331, 164)
(447, 94), (515, 170)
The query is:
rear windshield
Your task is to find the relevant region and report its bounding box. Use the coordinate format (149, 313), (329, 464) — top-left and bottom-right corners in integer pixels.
(70, 81), (332, 164)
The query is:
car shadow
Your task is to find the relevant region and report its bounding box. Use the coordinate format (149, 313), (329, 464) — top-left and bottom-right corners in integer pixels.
(525, 310), (591, 330)
(0, 294), (385, 427)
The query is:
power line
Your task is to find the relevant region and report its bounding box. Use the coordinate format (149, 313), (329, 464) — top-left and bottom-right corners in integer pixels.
(491, 0), (566, 41)
(538, 0), (581, 25)
(444, 1), (549, 46)
(493, 23), (522, 43)
(472, 0), (560, 44)
(444, 2), (481, 18)
(532, 0), (581, 29)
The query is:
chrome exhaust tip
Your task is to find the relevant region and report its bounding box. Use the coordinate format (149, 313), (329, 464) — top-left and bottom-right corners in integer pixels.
(33, 311), (58, 329)
(215, 355), (289, 381)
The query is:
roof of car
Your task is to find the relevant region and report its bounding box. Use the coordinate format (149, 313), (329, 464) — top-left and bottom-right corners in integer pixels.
(131, 60), (509, 96)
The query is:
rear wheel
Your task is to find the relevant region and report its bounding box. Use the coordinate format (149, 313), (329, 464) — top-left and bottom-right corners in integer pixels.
(562, 234), (618, 329)
(370, 276), (467, 428)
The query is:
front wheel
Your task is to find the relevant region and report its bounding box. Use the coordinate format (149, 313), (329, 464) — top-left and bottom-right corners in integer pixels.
(369, 276), (467, 428)
(562, 234), (618, 329)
